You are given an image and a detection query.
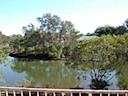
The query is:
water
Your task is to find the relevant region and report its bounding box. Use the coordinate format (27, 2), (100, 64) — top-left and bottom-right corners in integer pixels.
(0, 56), (121, 89)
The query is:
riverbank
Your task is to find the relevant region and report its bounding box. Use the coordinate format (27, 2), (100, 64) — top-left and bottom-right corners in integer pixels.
(9, 53), (70, 60)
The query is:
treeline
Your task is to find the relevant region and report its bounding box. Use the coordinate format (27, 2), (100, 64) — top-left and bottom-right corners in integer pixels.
(1, 13), (128, 60)
(9, 13), (83, 59)
(86, 19), (128, 36)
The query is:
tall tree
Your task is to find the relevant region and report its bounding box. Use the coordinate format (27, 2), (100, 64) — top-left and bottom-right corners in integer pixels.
(23, 24), (41, 54)
(94, 25), (116, 36)
(37, 13), (62, 42)
(115, 26), (128, 35)
(61, 21), (83, 56)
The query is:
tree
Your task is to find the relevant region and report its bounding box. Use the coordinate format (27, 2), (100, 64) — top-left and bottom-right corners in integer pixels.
(115, 26), (128, 35)
(9, 13), (82, 59)
(9, 34), (24, 53)
(72, 34), (128, 89)
(124, 19), (128, 29)
(61, 21), (83, 56)
(23, 24), (41, 54)
(94, 25), (116, 36)
(0, 31), (10, 50)
(37, 13), (62, 42)
(92, 19), (128, 36)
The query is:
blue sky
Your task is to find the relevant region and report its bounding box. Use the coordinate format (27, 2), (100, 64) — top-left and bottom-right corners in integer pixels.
(0, 0), (128, 36)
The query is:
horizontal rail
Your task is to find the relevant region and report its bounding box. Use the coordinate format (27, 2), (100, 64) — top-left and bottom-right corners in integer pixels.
(0, 86), (128, 96)
(0, 86), (128, 93)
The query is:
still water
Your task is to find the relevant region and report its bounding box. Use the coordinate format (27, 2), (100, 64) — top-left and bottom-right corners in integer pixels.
(0, 56), (120, 89)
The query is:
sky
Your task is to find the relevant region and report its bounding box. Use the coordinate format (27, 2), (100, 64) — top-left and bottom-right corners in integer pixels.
(0, 0), (128, 36)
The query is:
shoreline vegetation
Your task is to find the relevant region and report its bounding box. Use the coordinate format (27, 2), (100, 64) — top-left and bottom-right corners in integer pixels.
(7, 13), (83, 60)
(0, 13), (128, 61)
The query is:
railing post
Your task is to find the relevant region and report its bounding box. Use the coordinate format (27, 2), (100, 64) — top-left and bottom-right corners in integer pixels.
(100, 93), (102, 96)
(108, 93), (110, 96)
(53, 92), (56, 96)
(62, 92), (65, 96)
(37, 91), (39, 96)
(79, 93), (81, 96)
(117, 93), (119, 96)
(29, 91), (31, 96)
(45, 92), (47, 96)
(125, 93), (128, 96)
(89, 93), (92, 96)
(21, 91), (23, 96)
(13, 90), (16, 96)
(71, 92), (73, 96)
(5, 90), (8, 96)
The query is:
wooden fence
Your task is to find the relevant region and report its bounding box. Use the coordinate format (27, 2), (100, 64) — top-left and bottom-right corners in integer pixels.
(0, 87), (128, 96)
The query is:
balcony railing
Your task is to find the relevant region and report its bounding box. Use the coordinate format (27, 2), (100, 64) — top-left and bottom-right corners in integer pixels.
(0, 86), (128, 96)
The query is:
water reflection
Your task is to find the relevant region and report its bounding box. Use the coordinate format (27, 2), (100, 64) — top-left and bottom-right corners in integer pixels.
(0, 56), (128, 89)
(77, 69), (119, 89)
(11, 60), (78, 88)
(117, 62), (128, 89)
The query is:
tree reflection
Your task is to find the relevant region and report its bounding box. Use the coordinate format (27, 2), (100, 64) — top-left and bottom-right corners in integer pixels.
(89, 69), (113, 89)
(78, 68), (116, 89)
(11, 60), (78, 88)
(0, 50), (7, 82)
(117, 61), (128, 89)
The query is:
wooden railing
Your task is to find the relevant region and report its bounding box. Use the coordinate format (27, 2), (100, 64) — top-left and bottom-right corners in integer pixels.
(0, 87), (128, 96)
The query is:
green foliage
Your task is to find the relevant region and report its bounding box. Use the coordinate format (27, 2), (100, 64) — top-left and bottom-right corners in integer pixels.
(9, 13), (82, 59)
(73, 34), (128, 68)
(0, 31), (10, 52)
(73, 35), (115, 68)
(94, 25), (116, 36)
(72, 33), (128, 89)
(0, 49), (6, 82)
(117, 64), (128, 89)
(0, 49), (6, 63)
(10, 34), (24, 53)
(87, 24), (128, 36)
